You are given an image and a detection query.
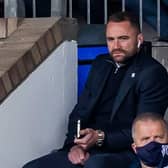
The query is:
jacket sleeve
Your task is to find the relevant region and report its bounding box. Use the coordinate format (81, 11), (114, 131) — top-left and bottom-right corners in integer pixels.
(103, 128), (133, 152)
(136, 65), (168, 115)
(63, 55), (104, 150)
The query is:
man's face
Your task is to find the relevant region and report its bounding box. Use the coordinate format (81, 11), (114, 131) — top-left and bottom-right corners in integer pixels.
(106, 21), (143, 63)
(132, 120), (168, 149)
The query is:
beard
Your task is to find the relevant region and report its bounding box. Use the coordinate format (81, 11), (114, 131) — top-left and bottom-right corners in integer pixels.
(110, 48), (138, 63)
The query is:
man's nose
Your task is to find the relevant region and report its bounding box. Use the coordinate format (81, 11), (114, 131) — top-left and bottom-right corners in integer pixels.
(150, 137), (156, 142)
(113, 40), (120, 49)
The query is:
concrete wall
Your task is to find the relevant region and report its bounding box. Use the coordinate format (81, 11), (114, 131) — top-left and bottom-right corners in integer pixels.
(0, 41), (77, 168)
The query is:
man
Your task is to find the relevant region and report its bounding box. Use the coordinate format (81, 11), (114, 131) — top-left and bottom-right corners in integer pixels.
(131, 112), (168, 168)
(23, 11), (168, 168)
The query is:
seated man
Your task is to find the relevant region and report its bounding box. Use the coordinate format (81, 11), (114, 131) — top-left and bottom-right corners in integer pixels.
(130, 112), (168, 168)
(23, 12), (168, 168)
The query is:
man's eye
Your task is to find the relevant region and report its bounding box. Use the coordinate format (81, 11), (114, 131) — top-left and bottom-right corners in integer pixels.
(142, 137), (150, 141)
(156, 136), (164, 140)
(107, 38), (114, 41)
(119, 37), (129, 40)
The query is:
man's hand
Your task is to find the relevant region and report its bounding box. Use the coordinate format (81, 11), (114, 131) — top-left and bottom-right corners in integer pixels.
(74, 128), (98, 150)
(68, 145), (90, 165)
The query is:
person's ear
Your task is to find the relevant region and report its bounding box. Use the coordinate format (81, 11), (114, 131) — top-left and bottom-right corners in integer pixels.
(132, 143), (137, 154)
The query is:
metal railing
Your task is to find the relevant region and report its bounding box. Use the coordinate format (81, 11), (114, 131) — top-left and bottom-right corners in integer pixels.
(4, 0), (25, 17)
(4, 0), (161, 37)
(67, 0), (161, 37)
(32, 0), (36, 17)
(157, 0), (160, 37)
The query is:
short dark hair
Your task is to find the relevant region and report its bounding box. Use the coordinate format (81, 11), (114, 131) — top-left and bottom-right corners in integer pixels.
(108, 11), (141, 33)
(132, 112), (168, 139)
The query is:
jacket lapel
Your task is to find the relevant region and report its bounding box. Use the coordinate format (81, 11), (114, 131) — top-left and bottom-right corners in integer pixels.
(92, 59), (113, 99)
(84, 59), (113, 121)
(110, 60), (140, 121)
(110, 48), (148, 121)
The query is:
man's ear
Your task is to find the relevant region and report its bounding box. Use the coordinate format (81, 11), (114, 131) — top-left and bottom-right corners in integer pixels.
(132, 143), (137, 154)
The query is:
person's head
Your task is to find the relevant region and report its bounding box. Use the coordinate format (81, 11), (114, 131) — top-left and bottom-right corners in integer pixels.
(132, 112), (168, 167)
(132, 112), (168, 148)
(106, 11), (144, 63)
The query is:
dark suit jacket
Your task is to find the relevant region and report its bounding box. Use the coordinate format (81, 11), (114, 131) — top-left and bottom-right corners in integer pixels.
(63, 48), (168, 152)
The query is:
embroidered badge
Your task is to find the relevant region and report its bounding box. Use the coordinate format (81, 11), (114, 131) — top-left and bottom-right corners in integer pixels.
(131, 73), (136, 78)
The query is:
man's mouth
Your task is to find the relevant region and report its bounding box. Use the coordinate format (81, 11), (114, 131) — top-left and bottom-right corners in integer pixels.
(113, 52), (124, 57)
(113, 52), (122, 55)
(112, 49), (125, 56)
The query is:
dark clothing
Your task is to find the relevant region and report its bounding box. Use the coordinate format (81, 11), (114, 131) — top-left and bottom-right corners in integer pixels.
(89, 62), (130, 131)
(23, 47), (168, 168)
(64, 49), (168, 151)
(24, 150), (134, 168)
(129, 158), (141, 168)
(158, 154), (168, 168)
